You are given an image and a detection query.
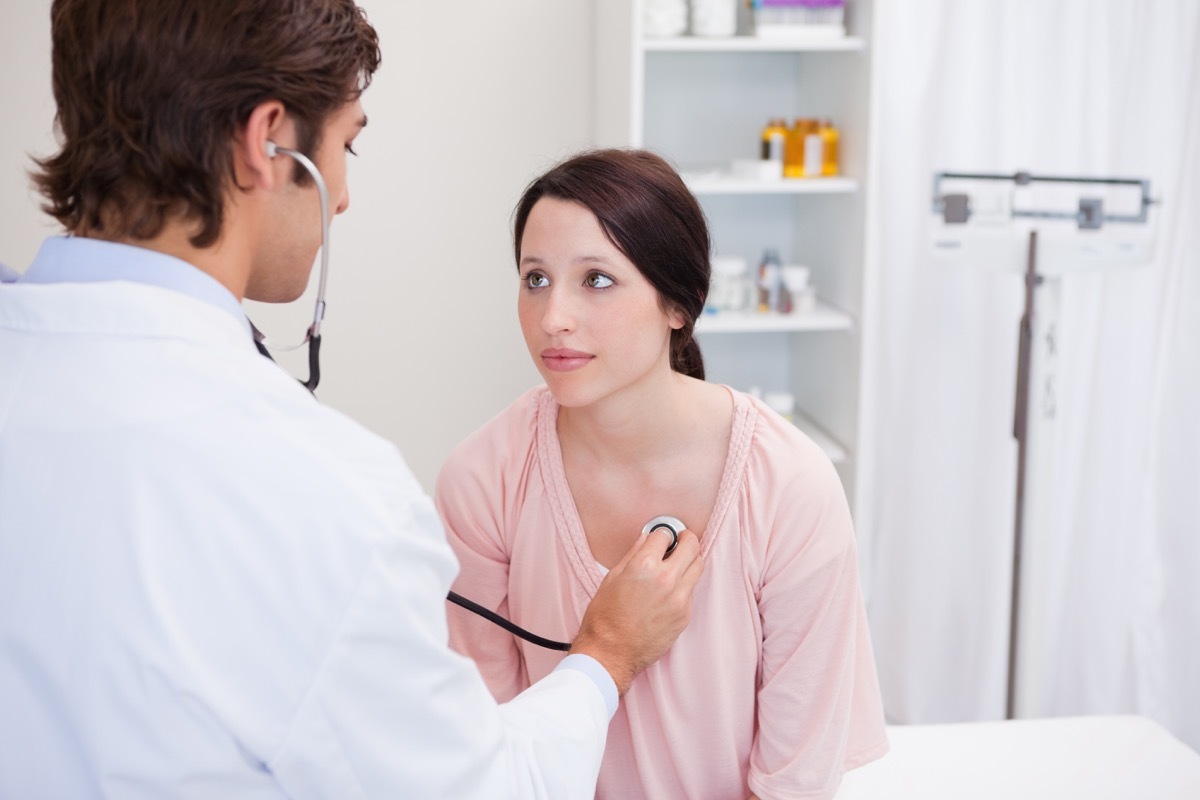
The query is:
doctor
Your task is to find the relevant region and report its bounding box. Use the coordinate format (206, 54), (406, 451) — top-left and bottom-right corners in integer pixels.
(0, 1), (703, 798)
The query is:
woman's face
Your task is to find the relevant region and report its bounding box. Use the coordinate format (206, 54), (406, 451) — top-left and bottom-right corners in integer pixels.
(517, 197), (682, 409)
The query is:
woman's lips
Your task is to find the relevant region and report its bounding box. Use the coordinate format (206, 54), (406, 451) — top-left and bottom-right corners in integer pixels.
(541, 348), (594, 372)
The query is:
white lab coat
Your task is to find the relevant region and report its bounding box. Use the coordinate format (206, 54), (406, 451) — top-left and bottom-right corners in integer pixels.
(0, 275), (608, 798)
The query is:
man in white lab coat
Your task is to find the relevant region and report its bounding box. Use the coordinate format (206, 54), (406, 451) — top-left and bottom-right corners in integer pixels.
(0, 2), (703, 798)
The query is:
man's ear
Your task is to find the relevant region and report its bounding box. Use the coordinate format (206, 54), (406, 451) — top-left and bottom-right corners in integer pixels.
(234, 100), (290, 190)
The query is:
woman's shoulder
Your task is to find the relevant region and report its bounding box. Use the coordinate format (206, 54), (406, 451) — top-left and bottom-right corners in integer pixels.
(439, 384), (551, 483)
(734, 389), (837, 482)
(726, 389), (855, 564)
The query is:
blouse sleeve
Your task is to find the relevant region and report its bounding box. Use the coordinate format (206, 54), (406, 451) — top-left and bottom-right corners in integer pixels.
(747, 435), (889, 800)
(435, 423), (531, 704)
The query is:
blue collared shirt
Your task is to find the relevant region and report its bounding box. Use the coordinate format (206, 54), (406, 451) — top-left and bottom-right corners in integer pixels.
(9, 236), (250, 336)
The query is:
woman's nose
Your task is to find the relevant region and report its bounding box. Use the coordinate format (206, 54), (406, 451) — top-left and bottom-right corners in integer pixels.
(541, 287), (576, 334)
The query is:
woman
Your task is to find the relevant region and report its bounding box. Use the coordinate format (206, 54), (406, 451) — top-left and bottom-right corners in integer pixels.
(436, 149), (887, 799)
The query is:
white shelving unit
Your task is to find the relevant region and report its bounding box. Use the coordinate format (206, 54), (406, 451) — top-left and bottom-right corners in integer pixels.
(695, 303), (853, 333)
(643, 35), (865, 53)
(684, 173), (859, 195)
(593, 0), (874, 508)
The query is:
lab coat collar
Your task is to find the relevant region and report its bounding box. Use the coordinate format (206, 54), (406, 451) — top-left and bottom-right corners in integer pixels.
(20, 236), (251, 337)
(2, 239), (255, 354)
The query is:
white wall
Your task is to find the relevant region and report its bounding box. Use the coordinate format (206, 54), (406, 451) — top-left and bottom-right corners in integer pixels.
(0, 2), (594, 491)
(0, 4), (59, 262)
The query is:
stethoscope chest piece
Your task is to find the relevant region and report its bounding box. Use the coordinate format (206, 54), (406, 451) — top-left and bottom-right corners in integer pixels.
(642, 515), (686, 558)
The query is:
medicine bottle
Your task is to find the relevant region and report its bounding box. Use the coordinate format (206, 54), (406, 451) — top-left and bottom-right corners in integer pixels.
(820, 119), (840, 176)
(757, 248), (782, 313)
(784, 119), (808, 178)
(760, 119), (787, 164)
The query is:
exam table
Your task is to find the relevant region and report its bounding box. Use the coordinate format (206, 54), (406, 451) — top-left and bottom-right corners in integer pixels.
(834, 715), (1200, 799)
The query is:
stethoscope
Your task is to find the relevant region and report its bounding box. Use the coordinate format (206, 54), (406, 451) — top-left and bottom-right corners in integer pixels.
(446, 515), (686, 652)
(260, 142), (686, 653)
(255, 140), (330, 392)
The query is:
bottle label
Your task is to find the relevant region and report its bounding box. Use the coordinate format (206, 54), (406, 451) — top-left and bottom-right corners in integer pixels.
(761, 132), (785, 162)
(804, 134), (823, 177)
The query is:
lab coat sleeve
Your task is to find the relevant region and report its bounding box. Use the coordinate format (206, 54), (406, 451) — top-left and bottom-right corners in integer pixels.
(435, 424), (531, 703)
(746, 439), (889, 800)
(269, 493), (608, 800)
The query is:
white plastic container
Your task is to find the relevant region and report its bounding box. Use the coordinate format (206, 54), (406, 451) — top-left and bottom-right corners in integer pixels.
(781, 264), (810, 294)
(754, 0), (846, 40)
(731, 158), (783, 181)
(643, 0), (687, 37)
(708, 255), (751, 312)
(691, 0), (738, 37)
(781, 264), (812, 314)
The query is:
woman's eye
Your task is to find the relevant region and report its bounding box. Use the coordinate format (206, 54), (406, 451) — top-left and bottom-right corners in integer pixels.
(345, 144), (358, 156)
(585, 272), (614, 289)
(524, 272), (549, 289)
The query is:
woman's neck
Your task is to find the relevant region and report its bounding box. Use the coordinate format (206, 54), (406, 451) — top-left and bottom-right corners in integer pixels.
(556, 370), (704, 469)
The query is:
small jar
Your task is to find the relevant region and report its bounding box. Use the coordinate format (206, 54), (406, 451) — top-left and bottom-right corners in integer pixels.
(780, 264), (811, 314)
(709, 255), (750, 312)
(643, 0), (688, 37)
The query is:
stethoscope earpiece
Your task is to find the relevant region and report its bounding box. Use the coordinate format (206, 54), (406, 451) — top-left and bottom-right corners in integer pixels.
(251, 139), (329, 392)
(642, 515), (686, 558)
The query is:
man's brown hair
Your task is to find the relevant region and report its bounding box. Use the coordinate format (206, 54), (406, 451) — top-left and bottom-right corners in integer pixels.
(32, 0), (381, 248)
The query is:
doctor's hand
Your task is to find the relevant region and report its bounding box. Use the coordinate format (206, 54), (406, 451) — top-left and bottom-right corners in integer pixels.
(570, 526), (703, 697)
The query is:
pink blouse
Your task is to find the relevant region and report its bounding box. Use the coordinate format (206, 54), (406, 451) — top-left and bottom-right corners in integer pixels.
(437, 385), (888, 799)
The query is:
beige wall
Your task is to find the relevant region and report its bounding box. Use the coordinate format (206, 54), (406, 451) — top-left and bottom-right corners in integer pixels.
(0, 2), (593, 490)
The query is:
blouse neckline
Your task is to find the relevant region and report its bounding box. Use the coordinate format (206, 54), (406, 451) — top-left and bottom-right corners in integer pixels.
(534, 385), (757, 596)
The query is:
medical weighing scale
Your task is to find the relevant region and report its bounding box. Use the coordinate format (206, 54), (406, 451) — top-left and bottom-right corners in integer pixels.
(929, 171), (1158, 720)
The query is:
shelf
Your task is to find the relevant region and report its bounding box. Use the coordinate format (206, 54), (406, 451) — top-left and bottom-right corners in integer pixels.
(683, 173), (858, 196)
(642, 36), (865, 53)
(695, 301), (853, 333)
(596, 0), (871, 504)
(793, 409), (848, 463)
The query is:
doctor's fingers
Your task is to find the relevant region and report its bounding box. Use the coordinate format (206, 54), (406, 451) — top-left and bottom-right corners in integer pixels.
(609, 523), (673, 576)
(629, 530), (702, 593)
(646, 520), (700, 562)
(668, 530), (704, 589)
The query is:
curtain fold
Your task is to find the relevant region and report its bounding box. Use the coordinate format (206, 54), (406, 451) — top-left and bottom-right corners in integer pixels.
(859, 0), (1200, 749)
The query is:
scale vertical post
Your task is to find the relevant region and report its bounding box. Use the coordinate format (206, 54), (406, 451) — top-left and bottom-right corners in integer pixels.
(1008, 229), (1038, 720)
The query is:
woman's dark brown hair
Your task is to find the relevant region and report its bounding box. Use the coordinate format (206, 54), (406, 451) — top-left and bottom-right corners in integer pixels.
(32, 0), (381, 248)
(512, 149), (710, 380)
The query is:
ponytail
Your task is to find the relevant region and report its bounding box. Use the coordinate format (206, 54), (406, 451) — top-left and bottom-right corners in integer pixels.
(671, 329), (705, 380)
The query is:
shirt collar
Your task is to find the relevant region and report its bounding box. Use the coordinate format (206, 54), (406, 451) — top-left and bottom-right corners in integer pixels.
(19, 236), (251, 336)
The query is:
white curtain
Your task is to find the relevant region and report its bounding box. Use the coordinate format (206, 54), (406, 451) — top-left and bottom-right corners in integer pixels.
(858, 0), (1200, 750)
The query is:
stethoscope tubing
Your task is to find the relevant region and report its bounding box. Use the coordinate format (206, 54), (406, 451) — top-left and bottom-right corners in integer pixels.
(448, 515), (688, 652)
(447, 591), (571, 651)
